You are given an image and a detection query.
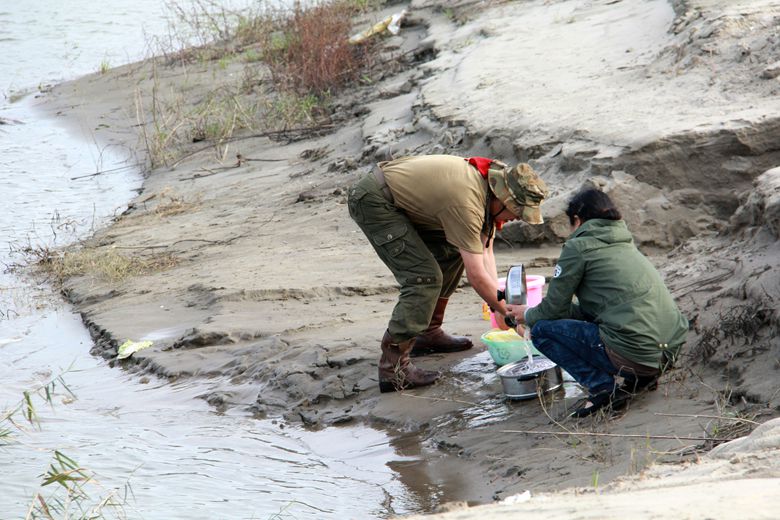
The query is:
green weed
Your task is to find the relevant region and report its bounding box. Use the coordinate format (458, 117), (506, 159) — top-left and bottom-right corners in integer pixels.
(3, 373), (131, 519)
(267, 92), (326, 129)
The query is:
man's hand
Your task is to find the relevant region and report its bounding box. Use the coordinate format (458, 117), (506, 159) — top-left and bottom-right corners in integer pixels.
(494, 311), (511, 330)
(495, 310), (528, 336)
(506, 304), (530, 338)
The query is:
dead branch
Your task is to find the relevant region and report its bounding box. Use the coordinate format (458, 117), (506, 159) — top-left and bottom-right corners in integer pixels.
(70, 163), (144, 180)
(110, 233), (248, 251)
(179, 167), (235, 181)
(399, 392), (478, 407)
(236, 153), (285, 163)
(500, 429), (731, 442)
(170, 124), (335, 168)
(653, 412), (759, 425)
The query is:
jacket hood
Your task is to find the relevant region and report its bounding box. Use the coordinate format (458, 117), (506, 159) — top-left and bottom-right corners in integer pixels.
(569, 219), (633, 244)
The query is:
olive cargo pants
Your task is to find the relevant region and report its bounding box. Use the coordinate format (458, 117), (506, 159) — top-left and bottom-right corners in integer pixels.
(348, 173), (465, 341)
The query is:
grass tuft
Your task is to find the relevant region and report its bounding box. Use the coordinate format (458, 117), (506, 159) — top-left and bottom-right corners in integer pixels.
(135, 0), (380, 167)
(24, 245), (178, 285)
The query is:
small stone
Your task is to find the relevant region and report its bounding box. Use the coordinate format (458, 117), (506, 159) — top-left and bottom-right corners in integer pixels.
(299, 410), (319, 426)
(329, 415), (354, 425)
(761, 61), (780, 79)
(434, 501), (469, 513)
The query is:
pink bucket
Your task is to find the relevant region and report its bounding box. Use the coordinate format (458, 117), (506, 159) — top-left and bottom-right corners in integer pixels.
(488, 275), (545, 328)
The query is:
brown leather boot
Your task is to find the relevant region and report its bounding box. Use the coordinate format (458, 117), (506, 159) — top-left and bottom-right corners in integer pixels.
(378, 330), (439, 393)
(411, 297), (473, 356)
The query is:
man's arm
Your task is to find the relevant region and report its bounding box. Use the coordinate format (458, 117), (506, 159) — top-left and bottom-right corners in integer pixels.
(460, 248), (509, 327)
(481, 237), (499, 285)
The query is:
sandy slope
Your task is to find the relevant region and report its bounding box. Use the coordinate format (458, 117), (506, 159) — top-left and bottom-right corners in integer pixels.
(38, 0), (780, 514)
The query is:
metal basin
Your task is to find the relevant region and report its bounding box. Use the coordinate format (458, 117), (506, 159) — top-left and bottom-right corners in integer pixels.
(496, 357), (563, 400)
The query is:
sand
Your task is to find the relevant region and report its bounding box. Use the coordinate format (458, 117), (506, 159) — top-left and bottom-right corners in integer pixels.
(37, 0), (780, 516)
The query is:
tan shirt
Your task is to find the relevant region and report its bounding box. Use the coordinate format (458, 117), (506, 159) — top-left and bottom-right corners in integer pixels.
(379, 155), (488, 254)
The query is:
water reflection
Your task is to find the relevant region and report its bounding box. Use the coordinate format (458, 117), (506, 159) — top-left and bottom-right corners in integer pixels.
(447, 348), (586, 429)
(0, 311), (420, 518)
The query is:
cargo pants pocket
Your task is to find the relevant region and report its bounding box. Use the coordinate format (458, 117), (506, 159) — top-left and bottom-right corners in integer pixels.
(347, 183), (368, 224)
(370, 222), (438, 283)
(372, 223), (408, 258)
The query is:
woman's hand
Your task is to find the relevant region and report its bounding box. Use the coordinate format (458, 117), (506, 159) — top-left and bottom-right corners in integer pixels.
(506, 304), (530, 338)
(505, 304), (528, 324)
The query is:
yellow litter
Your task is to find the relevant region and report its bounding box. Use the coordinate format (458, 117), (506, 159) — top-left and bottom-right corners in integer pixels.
(482, 329), (524, 342)
(349, 10), (407, 44)
(117, 340), (153, 359)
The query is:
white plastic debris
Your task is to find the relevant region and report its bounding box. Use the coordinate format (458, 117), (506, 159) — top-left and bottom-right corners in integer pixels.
(0, 337), (23, 347)
(386, 10), (406, 35)
(117, 340), (153, 359)
(349, 10), (408, 44)
(500, 490), (531, 505)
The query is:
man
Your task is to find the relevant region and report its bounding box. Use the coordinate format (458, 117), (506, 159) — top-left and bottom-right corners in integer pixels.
(506, 189), (688, 417)
(347, 155), (548, 393)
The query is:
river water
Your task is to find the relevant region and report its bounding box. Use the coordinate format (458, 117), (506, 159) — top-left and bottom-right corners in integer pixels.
(0, 2), (426, 518)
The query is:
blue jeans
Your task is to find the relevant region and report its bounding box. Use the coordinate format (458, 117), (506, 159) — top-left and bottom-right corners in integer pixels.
(531, 320), (617, 395)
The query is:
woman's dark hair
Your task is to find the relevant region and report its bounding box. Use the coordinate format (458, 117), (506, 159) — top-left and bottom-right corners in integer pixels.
(565, 189), (622, 226)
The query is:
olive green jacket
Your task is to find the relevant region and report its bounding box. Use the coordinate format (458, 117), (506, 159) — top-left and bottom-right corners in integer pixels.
(525, 219), (688, 369)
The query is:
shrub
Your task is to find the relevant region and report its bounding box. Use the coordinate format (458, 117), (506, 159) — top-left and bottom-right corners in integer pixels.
(263, 1), (373, 96)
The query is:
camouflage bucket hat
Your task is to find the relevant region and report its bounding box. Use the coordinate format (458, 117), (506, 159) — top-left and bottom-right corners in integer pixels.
(488, 162), (549, 224)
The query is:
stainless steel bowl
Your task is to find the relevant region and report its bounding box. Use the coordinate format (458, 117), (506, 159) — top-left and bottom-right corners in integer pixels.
(496, 357), (563, 400)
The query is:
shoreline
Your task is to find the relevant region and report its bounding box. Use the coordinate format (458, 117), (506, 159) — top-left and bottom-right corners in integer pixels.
(36, 0), (780, 515)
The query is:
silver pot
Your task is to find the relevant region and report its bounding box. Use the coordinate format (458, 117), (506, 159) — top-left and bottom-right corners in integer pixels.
(496, 357), (563, 400)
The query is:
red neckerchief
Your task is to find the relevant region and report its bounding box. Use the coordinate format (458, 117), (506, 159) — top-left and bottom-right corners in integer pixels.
(467, 156), (492, 177)
(466, 157), (504, 231)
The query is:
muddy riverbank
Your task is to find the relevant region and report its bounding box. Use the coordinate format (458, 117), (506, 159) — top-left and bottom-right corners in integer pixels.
(37, 0), (780, 515)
